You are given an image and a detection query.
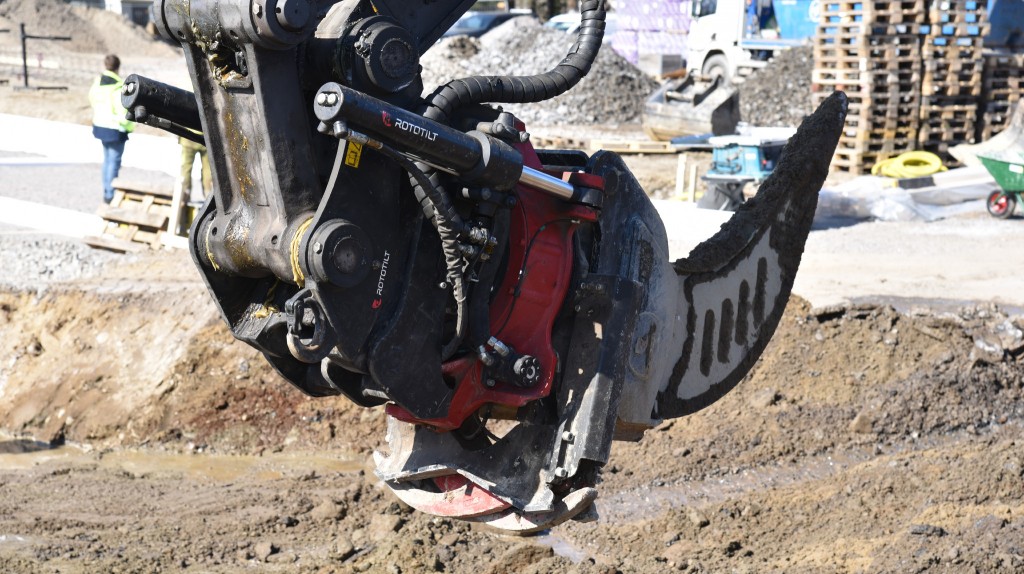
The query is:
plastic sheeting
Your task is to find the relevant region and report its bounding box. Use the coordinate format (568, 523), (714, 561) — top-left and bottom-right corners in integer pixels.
(816, 174), (1001, 223)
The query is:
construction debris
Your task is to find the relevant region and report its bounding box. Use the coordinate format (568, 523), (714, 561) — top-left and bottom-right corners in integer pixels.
(738, 46), (814, 127)
(420, 18), (659, 126)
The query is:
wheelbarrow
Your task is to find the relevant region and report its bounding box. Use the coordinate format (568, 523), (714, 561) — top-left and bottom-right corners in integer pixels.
(980, 150), (1024, 218)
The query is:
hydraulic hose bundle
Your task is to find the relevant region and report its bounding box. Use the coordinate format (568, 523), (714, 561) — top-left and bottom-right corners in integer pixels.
(410, 0), (607, 357)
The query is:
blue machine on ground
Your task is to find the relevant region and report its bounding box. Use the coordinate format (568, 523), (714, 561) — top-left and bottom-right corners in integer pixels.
(698, 127), (796, 210)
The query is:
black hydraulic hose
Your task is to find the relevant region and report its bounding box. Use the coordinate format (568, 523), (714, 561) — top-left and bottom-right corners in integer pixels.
(374, 143), (468, 360)
(402, 0), (606, 358)
(422, 0), (607, 124)
(409, 0), (607, 217)
(466, 208), (509, 350)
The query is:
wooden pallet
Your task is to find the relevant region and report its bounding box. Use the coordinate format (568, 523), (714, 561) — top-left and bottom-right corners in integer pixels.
(837, 134), (917, 155)
(530, 135), (677, 154)
(83, 178), (183, 253)
(929, 8), (985, 25)
(922, 34), (984, 48)
(920, 103), (978, 119)
(831, 148), (900, 174)
(922, 58), (983, 75)
(815, 28), (922, 47)
(820, 0), (926, 24)
(921, 45), (984, 62)
(924, 21), (990, 37)
(814, 91), (920, 119)
(921, 76), (982, 97)
(814, 53), (920, 73)
(844, 114), (919, 133)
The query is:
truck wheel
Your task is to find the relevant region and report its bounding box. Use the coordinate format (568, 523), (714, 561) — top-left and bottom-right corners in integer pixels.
(702, 55), (731, 86)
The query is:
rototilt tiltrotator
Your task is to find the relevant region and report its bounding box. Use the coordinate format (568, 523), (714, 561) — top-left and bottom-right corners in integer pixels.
(125, 0), (845, 532)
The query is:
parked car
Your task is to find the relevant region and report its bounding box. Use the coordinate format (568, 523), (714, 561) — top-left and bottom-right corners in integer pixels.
(442, 10), (535, 38)
(543, 11), (618, 42)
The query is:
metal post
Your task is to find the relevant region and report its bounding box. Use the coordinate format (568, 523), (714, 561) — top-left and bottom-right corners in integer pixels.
(16, 24), (72, 90)
(20, 23), (28, 88)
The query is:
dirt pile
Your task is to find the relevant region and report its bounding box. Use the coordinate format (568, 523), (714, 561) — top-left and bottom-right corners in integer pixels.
(2, 275), (1023, 572)
(421, 18), (659, 126)
(738, 45), (814, 127)
(0, 0), (176, 58)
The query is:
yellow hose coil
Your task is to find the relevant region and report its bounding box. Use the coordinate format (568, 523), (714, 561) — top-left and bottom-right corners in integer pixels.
(871, 151), (948, 179)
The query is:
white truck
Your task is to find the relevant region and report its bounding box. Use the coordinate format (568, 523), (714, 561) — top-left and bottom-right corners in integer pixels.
(686, 0), (819, 85)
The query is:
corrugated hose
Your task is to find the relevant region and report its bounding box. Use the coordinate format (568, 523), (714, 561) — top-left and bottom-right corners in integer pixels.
(871, 151), (947, 179)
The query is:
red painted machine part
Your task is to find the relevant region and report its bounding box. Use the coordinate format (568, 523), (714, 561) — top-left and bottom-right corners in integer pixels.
(386, 142), (601, 431)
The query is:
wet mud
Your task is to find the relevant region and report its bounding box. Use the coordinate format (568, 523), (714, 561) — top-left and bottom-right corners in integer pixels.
(1, 259), (1022, 573)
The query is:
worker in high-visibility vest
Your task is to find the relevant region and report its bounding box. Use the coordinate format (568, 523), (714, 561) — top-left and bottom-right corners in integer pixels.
(89, 54), (135, 203)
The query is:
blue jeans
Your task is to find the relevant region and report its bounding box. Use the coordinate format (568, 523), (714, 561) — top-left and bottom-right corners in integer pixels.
(102, 140), (126, 203)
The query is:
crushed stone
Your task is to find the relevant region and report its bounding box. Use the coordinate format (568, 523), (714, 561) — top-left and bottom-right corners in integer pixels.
(738, 45), (814, 128)
(420, 18), (659, 126)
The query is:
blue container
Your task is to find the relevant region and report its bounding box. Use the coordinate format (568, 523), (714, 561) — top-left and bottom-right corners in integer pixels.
(773, 0), (819, 41)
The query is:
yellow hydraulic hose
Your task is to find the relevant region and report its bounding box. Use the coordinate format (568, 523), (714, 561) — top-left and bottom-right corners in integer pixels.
(871, 151), (948, 179)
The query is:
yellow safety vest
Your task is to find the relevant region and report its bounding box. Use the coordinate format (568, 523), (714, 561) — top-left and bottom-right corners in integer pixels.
(89, 70), (135, 133)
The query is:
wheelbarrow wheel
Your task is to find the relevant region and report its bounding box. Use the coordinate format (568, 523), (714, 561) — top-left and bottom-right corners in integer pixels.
(987, 191), (1016, 219)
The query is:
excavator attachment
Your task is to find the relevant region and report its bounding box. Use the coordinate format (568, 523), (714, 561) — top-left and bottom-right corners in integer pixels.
(373, 93), (847, 529)
(642, 74), (742, 140)
(129, 0), (845, 531)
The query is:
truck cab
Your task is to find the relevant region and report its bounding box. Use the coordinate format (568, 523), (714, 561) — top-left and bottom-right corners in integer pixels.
(687, 0), (818, 84)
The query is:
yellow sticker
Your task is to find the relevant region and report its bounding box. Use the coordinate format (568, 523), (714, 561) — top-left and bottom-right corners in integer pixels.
(345, 141), (363, 168)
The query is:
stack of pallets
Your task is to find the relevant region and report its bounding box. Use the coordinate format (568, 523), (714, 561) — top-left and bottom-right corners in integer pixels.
(978, 51), (1024, 141)
(917, 0), (989, 159)
(812, 0), (926, 174)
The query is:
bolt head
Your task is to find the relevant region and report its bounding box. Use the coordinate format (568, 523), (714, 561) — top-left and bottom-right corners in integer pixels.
(484, 378), (496, 388)
(554, 467), (569, 479)
(316, 92), (328, 105)
(313, 241), (323, 254)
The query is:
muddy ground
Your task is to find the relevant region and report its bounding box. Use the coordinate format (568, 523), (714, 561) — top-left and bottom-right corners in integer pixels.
(1, 244), (1023, 574)
(1, 5), (1023, 573)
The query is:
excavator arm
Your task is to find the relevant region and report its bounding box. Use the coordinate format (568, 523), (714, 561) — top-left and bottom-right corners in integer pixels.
(125, 0), (846, 531)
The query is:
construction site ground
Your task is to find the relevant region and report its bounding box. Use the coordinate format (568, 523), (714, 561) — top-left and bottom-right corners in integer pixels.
(4, 139), (1024, 574)
(2, 5), (1024, 572)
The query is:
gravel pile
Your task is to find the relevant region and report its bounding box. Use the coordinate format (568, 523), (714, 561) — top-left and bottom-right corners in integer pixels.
(420, 18), (659, 126)
(0, 156), (169, 292)
(0, 234), (121, 292)
(0, 0), (177, 58)
(738, 46), (814, 128)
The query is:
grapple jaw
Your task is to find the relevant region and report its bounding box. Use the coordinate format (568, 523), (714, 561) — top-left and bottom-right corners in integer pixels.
(375, 92), (849, 530)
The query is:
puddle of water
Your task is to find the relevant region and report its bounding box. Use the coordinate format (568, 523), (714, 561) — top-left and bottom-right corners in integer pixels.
(536, 532), (589, 563)
(0, 439), (57, 455)
(0, 441), (364, 482)
(97, 450), (365, 482)
(598, 450), (872, 523)
(0, 534), (32, 549)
